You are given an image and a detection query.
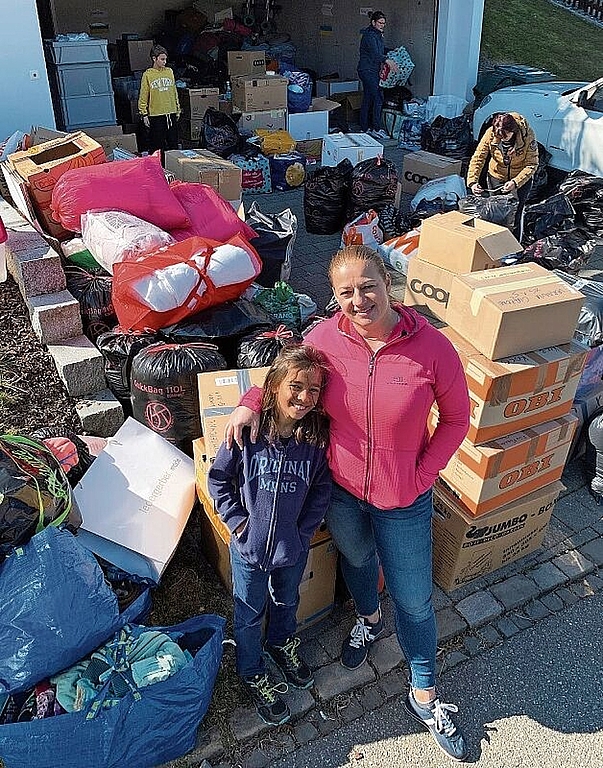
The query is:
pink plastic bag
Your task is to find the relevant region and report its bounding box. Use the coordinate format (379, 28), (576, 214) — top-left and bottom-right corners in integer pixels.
(168, 182), (257, 243)
(51, 153), (190, 233)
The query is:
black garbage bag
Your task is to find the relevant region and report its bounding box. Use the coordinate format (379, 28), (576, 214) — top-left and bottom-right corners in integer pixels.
(304, 158), (353, 235)
(383, 84), (413, 110)
(522, 193), (576, 243)
(526, 143), (552, 202)
(96, 327), (161, 412)
(559, 170), (603, 236)
(203, 107), (241, 158)
(301, 315), (328, 337)
(520, 227), (597, 273)
(64, 265), (117, 342)
(458, 192), (518, 229)
(246, 201), (298, 287)
(421, 114), (473, 161)
(131, 342), (227, 455)
(410, 195), (459, 225)
(378, 203), (412, 239)
(554, 270), (603, 347)
(0, 434), (81, 561)
(236, 325), (302, 368)
(347, 156), (399, 221)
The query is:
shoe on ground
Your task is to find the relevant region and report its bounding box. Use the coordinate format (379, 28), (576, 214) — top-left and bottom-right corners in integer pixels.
(265, 636), (314, 689)
(341, 613), (385, 670)
(242, 673), (290, 726)
(375, 129), (390, 140)
(404, 690), (468, 761)
(366, 128), (380, 138)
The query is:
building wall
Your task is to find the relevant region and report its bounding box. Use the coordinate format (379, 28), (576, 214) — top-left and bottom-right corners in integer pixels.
(0, 0), (55, 139)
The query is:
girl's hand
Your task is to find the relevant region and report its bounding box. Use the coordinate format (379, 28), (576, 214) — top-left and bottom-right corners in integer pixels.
(142, 116), (150, 128)
(225, 406), (260, 449)
(234, 521), (246, 537)
(470, 183), (484, 194)
(501, 180), (517, 194)
(385, 58), (399, 72)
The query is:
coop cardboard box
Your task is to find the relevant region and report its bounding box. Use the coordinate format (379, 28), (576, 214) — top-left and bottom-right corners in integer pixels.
(178, 87), (220, 119)
(227, 50), (267, 78)
(321, 132), (383, 167)
(439, 327), (587, 443)
(164, 149), (242, 203)
(435, 413), (578, 516)
(232, 75), (288, 112)
(193, 438), (337, 629)
(401, 150), (463, 194)
(287, 97), (340, 141)
(197, 367), (270, 461)
(432, 480), (564, 592)
(446, 263), (585, 360)
(316, 78), (361, 97)
(404, 257), (455, 322)
(238, 108), (287, 136)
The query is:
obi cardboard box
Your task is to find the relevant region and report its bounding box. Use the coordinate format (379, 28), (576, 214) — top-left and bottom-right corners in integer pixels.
(417, 211), (521, 273)
(164, 149), (242, 203)
(404, 256), (455, 322)
(321, 132), (383, 167)
(436, 413), (578, 516)
(432, 480), (564, 592)
(232, 75), (288, 112)
(228, 50), (267, 78)
(178, 87), (220, 119)
(287, 97), (340, 141)
(440, 327), (587, 443)
(401, 150), (463, 194)
(446, 263), (585, 360)
(238, 108), (287, 136)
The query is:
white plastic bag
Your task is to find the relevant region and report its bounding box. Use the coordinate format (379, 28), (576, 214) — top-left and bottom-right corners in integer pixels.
(378, 229), (421, 275)
(410, 174), (467, 213)
(424, 95), (468, 123)
(341, 210), (384, 249)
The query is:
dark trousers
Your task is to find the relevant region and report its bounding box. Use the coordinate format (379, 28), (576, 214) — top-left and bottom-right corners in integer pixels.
(147, 113), (179, 155)
(358, 71), (383, 132)
(488, 174), (533, 242)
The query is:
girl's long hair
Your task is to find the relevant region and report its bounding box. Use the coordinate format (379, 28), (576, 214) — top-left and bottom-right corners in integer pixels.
(260, 344), (330, 448)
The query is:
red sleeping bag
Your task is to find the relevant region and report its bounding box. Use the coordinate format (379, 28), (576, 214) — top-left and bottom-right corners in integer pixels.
(51, 153), (190, 233)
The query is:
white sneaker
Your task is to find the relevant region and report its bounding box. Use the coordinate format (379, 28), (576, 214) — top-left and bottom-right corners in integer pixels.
(375, 129), (390, 140)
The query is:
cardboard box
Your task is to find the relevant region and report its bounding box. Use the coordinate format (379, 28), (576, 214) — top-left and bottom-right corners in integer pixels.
(418, 211), (521, 273)
(295, 138), (323, 160)
(330, 91), (363, 124)
(437, 413), (578, 516)
(432, 480), (564, 592)
(401, 150), (463, 194)
(287, 97), (340, 141)
(83, 126), (138, 156)
(238, 108), (287, 136)
(117, 39), (154, 72)
(178, 87), (220, 119)
(164, 149), (242, 202)
(232, 75), (288, 112)
(446, 263), (585, 360)
(316, 78), (361, 97)
(321, 132), (383, 167)
(8, 131), (106, 238)
(178, 118), (204, 142)
(197, 367), (270, 461)
(404, 257), (454, 322)
(440, 327), (588, 443)
(227, 51), (267, 78)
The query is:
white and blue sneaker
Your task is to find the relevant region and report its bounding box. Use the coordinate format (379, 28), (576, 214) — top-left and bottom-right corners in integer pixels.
(405, 689), (468, 761)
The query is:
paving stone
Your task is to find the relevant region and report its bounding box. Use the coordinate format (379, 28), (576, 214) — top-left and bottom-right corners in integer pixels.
(357, 683), (386, 713)
(7, 239), (66, 297)
(552, 550), (595, 579)
(76, 389), (124, 436)
(293, 720), (319, 745)
(47, 334), (106, 397)
(284, 686), (315, 719)
(229, 706), (270, 742)
(496, 616), (521, 638)
(488, 574), (540, 610)
(299, 637), (331, 669)
(339, 697), (364, 723)
(370, 633), (403, 675)
(526, 561), (568, 591)
(314, 712), (340, 736)
(241, 747), (271, 768)
(477, 624), (502, 646)
(462, 635), (486, 656)
(510, 612), (534, 630)
(28, 289), (83, 344)
(556, 586), (580, 605)
(378, 668), (407, 700)
(570, 580), (597, 598)
(436, 606), (467, 641)
(567, 528), (600, 548)
(580, 537), (603, 566)
(432, 584), (452, 610)
(540, 592), (565, 612)
(313, 660), (375, 701)
(523, 599), (551, 621)
(542, 515), (573, 548)
(591, 517), (603, 535)
(193, 726), (225, 762)
(552, 493), (600, 532)
(455, 591), (503, 627)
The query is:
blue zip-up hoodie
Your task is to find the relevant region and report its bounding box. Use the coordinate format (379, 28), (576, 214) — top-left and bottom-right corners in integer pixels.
(208, 430), (332, 570)
(358, 25), (387, 78)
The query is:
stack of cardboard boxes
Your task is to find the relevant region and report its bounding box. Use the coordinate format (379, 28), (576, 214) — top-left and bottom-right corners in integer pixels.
(405, 212), (587, 591)
(229, 52), (289, 135)
(164, 149), (243, 212)
(192, 367), (338, 630)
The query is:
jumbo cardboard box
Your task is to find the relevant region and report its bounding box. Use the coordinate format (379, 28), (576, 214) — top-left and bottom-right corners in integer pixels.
(197, 367), (270, 461)
(401, 150), (463, 194)
(164, 149), (242, 202)
(446, 263), (585, 360)
(287, 97), (340, 141)
(238, 108), (287, 136)
(432, 480), (564, 592)
(417, 211), (520, 272)
(321, 132), (383, 167)
(436, 413), (578, 516)
(227, 50), (267, 78)
(232, 75), (288, 112)
(178, 87), (220, 119)
(316, 78), (361, 97)
(440, 327), (587, 443)
(404, 257), (454, 322)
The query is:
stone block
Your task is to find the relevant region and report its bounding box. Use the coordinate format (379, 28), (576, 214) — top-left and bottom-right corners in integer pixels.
(370, 633), (403, 675)
(488, 574), (540, 610)
(8, 240), (66, 297)
(436, 606), (467, 641)
(47, 335), (106, 398)
(313, 660), (375, 701)
(455, 591), (503, 627)
(27, 290), (82, 344)
(552, 550), (595, 579)
(526, 561), (568, 591)
(75, 389), (124, 437)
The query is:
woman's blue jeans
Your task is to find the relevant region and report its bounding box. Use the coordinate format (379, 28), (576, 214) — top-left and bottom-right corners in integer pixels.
(358, 71), (383, 132)
(326, 483), (437, 689)
(230, 541), (308, 678)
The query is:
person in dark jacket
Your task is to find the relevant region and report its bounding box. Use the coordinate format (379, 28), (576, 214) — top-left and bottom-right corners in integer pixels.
(357, 10), (398, 137)
(208, 344), (332, 727)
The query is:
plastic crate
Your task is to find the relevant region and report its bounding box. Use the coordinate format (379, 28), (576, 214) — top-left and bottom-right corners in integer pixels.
(58, 94), (117, 130)
(53, 63), (112, 98)
(45, 38), (109, 65)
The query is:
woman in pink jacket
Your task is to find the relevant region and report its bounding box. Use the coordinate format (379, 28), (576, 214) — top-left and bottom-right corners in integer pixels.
(229, 245), (470, 760)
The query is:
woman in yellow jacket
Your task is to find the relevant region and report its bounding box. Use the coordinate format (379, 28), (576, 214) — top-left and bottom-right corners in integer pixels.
(138, 45), (181, 156)
(466, 111), (538, 239)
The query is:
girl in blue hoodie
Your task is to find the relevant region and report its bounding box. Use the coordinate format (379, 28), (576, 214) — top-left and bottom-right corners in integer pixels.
(208, 344), (332, 726)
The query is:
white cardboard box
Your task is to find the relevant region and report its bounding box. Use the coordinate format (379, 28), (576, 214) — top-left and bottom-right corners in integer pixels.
(316, 78), (360, 97)
(321, 132), (383, 167)
(287, 97), (340, 140)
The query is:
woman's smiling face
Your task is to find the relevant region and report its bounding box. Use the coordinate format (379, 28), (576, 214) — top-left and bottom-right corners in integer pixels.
(331, 258), (392, 334)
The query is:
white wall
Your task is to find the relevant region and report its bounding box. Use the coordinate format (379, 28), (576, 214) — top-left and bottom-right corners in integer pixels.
(433, 0), (484, 102)
(0, 0), (55, 138)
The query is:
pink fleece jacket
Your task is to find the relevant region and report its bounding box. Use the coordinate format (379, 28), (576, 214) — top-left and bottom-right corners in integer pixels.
(242, 304), (470, 510)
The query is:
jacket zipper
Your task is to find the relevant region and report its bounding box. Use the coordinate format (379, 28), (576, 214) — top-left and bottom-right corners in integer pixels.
(362, 353), (378, 501)
(261, 444), (286, 570)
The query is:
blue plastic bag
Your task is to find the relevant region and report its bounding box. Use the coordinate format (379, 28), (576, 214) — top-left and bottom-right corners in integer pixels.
(0, 614), (225, 768)
(282, 69), (312, 113)
(0, 526), (149, 694)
